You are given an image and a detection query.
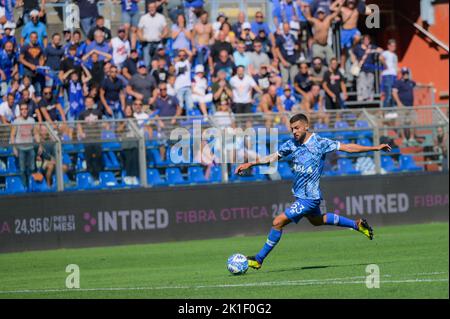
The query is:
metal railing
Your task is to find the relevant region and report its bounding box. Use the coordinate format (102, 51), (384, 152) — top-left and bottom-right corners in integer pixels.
(0, 105), (448, 194)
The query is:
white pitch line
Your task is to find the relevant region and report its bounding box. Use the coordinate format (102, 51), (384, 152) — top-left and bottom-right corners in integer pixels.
(0, 272), (447, 295)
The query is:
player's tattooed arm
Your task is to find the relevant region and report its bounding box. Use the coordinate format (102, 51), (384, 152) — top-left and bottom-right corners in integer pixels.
(234, 153), (280, 175)
(339, 143), (392, 153)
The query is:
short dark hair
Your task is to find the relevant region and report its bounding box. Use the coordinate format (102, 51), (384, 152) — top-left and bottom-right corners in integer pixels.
(290, 113), (309, 124)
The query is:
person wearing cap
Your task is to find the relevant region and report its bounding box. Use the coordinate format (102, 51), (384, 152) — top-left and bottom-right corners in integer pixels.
(238, 22), (256, 52)
(111, 26), (131, 68)
(275, 22), (299, 85)
(304, 1), (342, 65)
(20, 9), (47, 47)
(0, 22), (17, 50)
(126, 60), (157, 107)
(192, 64), (213, 120)
(392, 68), (417, 108)
(154, 42), (171, 66)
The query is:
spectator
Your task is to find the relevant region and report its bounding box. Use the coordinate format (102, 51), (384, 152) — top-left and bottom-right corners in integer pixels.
(280, 84), (299, 112)
(392, 67), (416, 107)
(253, 65), (272, 93)
(272, 0), (306, 31)
(77, 96), (103, 181)
(145, 0), (167, 14)
(294, 61), (313, 99)
(153, 43), (171, 66)
(233, 41), (251, 72)
(219, 21), (236, 45)
(275, 22), (299, 85)
(309, 56), (327, 85)
(15, 88), (42, 123)
(184, 0), (204, 30)
(174, 48), (194, 114)
(126, 60), (157, 108)
(60, 45), (82, 83)
(172, 13), (192, 57)
(87, 16), (112, 43)
(304, 2), (342, 65)
(209, 30), (233, 70)
(150, 56), (169, 85)
(339, 0), (370, 72)
(351, 34), (382, 102)
(0, 92), (15, 123)
(76, 0), (99, 38)
(323, 57), (347, 109)
(62, 66), (91, 121)
(120, 103), (140, 186)
(138, 2), (168, 67)
(213, 12), (228, 37)
(119, 0), (141, 49)
(153, 82), (182, 125)
(212, 69), (233, 107)
(111, 26), (131, 68)
(251, 11), (273, 44)
(38, 86), (66, 125)
(232, 12), (246, 38)
(1, 22), (17, 49)
(230, 65), (263, 114)
(239, 22), (256, 52)
(100, 65), (126, 119)
(192, 64), (212, 120)
(248, 40), (271, 77)
(44, 33), (64, 86)
(192, 10), (213, 70)
(380, 39), (399, 108)
(122, 48), (139, 80)
(20, 9), (47, 47)
(10, 102), (40, 187)
(0, 40), (18, 95)
(301, 83), (329, 124)
(85, 30), (112, 63)
(19, 31), (46, 96)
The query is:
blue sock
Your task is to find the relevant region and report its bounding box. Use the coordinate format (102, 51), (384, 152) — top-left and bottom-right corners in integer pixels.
(255, 228), (282, 264)
(325, 213), (358, 230)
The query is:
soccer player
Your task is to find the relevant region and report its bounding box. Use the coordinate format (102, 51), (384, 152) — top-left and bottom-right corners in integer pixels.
(235, 113), (392, 269)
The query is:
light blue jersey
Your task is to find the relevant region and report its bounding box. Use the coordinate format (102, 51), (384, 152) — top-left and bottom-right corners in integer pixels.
(278, 134), (340, 200)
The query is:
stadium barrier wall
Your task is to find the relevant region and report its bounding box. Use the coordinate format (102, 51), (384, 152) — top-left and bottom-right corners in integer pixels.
(0, 172), (448, 253)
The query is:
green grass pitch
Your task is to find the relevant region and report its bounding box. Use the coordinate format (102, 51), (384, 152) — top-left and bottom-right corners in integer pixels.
(0, 222), (448, 299)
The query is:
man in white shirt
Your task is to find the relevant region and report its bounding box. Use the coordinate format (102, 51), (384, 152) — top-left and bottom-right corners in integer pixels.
(137, 2), (168, 67)
(111, 26), (131, 68)
(380, 39), (399, 108)
(230, 65), (263, 114)
(0, 93), (15, 124)
(174, 48), (194, 114)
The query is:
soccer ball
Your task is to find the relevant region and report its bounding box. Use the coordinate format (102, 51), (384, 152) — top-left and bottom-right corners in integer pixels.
(227, 253), (249, 275)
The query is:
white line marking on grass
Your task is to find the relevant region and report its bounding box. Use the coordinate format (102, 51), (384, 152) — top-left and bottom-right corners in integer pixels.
(0, 272), (447, 295)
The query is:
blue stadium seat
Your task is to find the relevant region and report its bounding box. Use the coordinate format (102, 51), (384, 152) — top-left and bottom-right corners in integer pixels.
(76, 172), (97, 190)
(29, 175), (51, 193)
(104, 151), (120, 170)
(357, 138), (372, 147)
(99, 171), (120, 189)
(188, 166), (208, 184)
(278, 161), (294, 180)
(230, 165), (267, 182)
(337, 158), (360, 175)
(313, 123), (333, 138)
(355, 120), (373, 139)
(381, 156), (401, 173)
(51, 174), (75, 191)
(5, 176), (26, 194)
(334, 121), (353, 139)
(166, 167), (186, 185)
(0, 146), (12, 157)
(209, 166), (222, 183)
(148, 148), (170, 166)
(101, 131), (122, 151)
(147, 168), (168, 186)
(400, 155), (423, 172)
(7, 156), (18, 173)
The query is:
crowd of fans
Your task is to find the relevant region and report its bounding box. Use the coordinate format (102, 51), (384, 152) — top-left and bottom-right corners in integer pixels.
(0, 0), (425, 187)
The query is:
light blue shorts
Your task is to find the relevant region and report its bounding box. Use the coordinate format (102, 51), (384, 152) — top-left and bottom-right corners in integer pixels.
(285, 198), (322, 224)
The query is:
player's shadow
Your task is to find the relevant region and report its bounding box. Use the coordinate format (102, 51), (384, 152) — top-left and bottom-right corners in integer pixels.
(265, 263), (372, 273)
